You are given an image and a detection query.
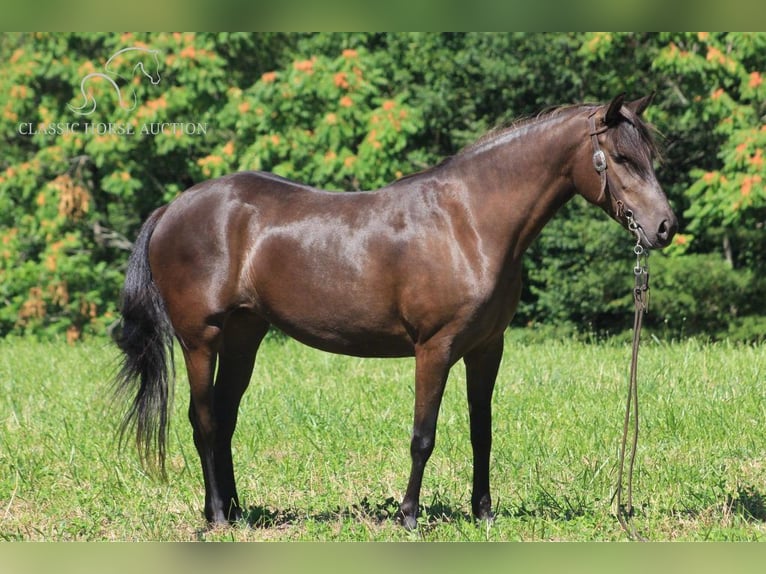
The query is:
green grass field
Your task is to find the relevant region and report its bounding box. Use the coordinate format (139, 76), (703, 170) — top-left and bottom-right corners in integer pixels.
(0, 333), (764, 541)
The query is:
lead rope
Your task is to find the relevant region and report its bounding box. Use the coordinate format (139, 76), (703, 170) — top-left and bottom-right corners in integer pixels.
(613, 209), (649, 541)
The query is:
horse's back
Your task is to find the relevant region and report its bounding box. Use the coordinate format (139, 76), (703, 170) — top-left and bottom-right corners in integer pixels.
(148, 171), (416, 355)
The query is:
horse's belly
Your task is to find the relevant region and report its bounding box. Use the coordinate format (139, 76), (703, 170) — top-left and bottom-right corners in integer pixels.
(272, 320), (415, 358)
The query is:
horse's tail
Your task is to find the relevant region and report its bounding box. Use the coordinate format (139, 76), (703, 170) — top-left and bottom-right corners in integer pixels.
(114, 205), (174, 473)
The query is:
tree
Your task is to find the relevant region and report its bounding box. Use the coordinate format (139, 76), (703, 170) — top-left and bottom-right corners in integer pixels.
(0, 33), (292, 338)
(654, 33), (766, 271)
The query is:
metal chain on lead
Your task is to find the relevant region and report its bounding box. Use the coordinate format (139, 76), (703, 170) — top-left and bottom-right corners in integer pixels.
(628, 210), (650, 312)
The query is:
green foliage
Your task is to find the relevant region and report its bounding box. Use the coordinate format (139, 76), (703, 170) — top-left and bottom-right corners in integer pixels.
(0, 32), (280, 338)
(654, 33), (766, 238)
(212, 47), (420, 190)
(648, 253), (759, 339)
(0, 32), (764, 340)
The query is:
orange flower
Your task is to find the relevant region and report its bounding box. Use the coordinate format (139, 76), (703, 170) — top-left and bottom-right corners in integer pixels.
(325, 112), (337, 125)
(741, 177), (752, 197)
(238, 101), (251, 114)
(222, 141), (235, 156)
(10, 85), (28, 98)
(697, 32), (709, 42)
(342, 49), (358, 59)
(740, 175), (761, 198)
(706, 46), (723, 63)
(750, 148), (763, 168)
(382, 100), (395, 111)
(146, 95), (167, 111)
(749, 71), (763, 89)
(180, 45), (197, 59)
(703, 171), (717, 183)
(711, 88), (725, 100)
(334, 72), (349, 89)
(343, 155), (356, 168)
(261, 71), (277, 83)
(673, 234), (689, 246)
(339, 96), (353, 108)
(293, 59), (314, 73)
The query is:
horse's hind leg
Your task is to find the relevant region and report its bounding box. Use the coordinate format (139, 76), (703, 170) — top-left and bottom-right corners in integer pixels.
(210, 312), (269, 523)
(183, 334), (225, 524)
(184, 312), (268, 525)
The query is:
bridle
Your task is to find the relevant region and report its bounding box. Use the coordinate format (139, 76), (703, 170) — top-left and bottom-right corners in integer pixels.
(587, 107), (637, 226)
(588, 106), (650, 541)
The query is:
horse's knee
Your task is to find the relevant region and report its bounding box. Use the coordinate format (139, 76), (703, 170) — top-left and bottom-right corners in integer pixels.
(410, 432), (435, 461)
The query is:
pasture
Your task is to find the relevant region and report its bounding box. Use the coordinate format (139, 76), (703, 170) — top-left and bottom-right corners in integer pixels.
(0, 333), (764, 541)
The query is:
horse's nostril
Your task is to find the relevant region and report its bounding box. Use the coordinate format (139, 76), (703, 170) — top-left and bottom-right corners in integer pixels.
(657, 218), (677, 245)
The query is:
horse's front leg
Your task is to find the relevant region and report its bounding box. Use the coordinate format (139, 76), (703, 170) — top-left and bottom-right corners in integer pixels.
(463, 337), (504, 522)
(398, 340), (452, 530)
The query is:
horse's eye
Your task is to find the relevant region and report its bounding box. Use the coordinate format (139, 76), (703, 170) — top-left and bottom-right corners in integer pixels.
(613, 153), (630, 165)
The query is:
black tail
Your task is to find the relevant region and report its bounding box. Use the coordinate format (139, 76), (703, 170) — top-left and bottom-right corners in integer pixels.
(114, 205), (174, 473)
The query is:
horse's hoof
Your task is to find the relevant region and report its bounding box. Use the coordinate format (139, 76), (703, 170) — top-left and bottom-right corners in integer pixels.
(228, 508), (244, 524)
(401, 515), (418, 531)
(477, 511), (494, 525)
(473, 505), (494, 522)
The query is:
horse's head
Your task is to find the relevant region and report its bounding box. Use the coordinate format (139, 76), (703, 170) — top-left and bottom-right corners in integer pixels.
(575, 93), (677, 249)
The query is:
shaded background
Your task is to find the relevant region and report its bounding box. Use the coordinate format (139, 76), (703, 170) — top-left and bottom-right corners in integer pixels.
(1, 32), (764, 342)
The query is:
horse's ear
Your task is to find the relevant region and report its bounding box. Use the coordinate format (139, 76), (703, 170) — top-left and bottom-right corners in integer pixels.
(604, 93), (626, 126)
(626, 92), (655, 117)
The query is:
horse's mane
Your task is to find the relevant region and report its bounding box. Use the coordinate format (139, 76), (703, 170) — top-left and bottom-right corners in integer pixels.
(464, 104), (586, 154)
(391, 102), (662, 185)
(393, 105), (585, 185)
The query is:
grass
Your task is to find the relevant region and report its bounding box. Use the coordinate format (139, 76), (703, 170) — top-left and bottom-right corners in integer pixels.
(0, 332), (764, 541)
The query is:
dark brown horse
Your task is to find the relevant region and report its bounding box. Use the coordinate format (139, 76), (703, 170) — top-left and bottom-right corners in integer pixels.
(115, 94), (677, 528)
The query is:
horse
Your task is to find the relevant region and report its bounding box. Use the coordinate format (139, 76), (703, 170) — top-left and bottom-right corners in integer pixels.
(115, 93), (677, 529)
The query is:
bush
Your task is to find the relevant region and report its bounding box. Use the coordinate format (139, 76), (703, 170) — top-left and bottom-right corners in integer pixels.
(647, 253), (759, 339)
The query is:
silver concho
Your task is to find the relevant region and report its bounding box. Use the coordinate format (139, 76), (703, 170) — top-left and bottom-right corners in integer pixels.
(592, 150), (607, 173)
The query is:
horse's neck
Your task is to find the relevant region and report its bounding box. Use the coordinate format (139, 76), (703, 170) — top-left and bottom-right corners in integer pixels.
(450, 112), (584, 264)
